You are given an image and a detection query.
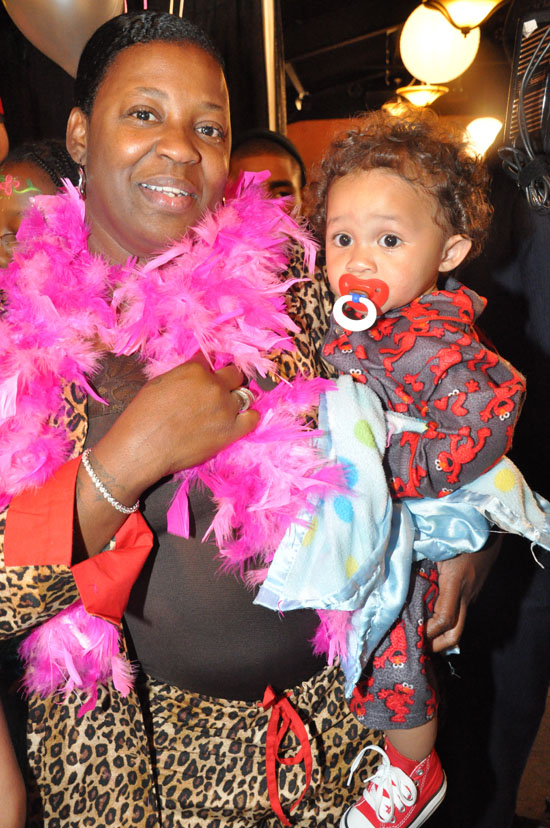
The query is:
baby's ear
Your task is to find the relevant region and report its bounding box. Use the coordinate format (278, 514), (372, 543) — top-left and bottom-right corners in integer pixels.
(439, 235), (472, 272)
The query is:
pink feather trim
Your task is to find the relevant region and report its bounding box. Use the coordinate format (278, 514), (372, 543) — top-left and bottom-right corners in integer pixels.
(0, 177), (317, 503)
(3, 173), (349, 707)
(169, 375), (346, 569)
(19, 601), (134, 718)
(312, 610), (354, 664)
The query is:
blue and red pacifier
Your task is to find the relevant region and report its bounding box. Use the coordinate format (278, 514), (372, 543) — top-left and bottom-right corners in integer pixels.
(332, 275), (389, 332)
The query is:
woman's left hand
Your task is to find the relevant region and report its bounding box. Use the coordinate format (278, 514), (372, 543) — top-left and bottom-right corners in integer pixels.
(425, 536), (501, 652)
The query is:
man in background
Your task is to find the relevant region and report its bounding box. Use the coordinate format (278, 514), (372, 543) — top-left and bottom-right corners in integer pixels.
(0, 99), (8, 162)
(230, 128), (306, 211)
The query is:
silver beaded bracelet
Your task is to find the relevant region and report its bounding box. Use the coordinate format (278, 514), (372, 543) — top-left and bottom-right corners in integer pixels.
(81, 449), (140, 515)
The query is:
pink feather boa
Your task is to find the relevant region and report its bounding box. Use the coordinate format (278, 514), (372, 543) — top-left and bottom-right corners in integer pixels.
(1, 173), (343, 711)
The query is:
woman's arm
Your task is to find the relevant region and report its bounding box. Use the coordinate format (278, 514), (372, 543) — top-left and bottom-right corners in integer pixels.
(75, 360), (258, 559)
(1, 359), (259, 636)
(0, 701), (25, 828)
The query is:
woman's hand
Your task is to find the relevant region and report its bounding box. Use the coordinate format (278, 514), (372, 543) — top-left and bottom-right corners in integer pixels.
(425, 535), (501, 652)
(107, 359), (259, 484)
(74, 360), (259, 559)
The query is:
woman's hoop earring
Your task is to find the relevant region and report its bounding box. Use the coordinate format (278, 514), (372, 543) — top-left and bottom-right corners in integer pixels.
(77, 166), (86, 198)
(332, 294), (377, 332)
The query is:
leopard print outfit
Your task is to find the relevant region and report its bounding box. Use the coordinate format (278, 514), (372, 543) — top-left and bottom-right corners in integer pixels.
(0, 248), (382, 828)
(147, 666), (381, 828)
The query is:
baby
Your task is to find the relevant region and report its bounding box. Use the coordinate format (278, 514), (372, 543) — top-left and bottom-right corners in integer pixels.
(306, 108), (525, 828)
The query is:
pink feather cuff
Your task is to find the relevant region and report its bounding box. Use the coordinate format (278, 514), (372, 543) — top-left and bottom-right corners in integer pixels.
(19, 601), (134, 718)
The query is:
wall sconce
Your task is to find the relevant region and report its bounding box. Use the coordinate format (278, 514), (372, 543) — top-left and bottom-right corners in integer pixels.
(400, 4), (480, 84)
(395, 83), (449, 107)
(465, 116), (503, 155)
(422, 1), (508, 35)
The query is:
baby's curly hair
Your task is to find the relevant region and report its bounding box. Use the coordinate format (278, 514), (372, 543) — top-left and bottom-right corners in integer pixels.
(306, 106), (492, 260)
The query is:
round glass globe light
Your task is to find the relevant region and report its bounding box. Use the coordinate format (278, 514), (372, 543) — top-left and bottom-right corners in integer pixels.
(400, 4), (480, 84)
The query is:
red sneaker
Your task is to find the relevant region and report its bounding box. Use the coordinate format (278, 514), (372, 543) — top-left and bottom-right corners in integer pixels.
(340, 741), (447, 828)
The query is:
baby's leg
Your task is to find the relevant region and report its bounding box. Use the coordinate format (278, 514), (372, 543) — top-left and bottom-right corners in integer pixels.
(341, 561), (444, 827)
(386, 717), (438, 763)
(350, 560), (440, 742)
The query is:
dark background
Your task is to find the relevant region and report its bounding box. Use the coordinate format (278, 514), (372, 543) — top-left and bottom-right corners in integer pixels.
(0, 0), (270, 146)
(1, 0), (550, 147)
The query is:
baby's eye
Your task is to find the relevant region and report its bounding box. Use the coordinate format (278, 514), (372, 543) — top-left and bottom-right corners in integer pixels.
(333, 233), (353, 248)
(380, 234), (401, 249)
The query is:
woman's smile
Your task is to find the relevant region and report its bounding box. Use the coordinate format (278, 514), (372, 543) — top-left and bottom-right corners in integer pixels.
(67, 40), (231, 264)
(138, 178), (199, 212)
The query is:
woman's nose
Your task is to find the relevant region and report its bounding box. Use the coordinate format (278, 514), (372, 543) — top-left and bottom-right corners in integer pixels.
(156, 124), (201, 164)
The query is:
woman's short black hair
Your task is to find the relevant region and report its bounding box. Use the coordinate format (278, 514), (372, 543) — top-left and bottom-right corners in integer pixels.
(74, 10), (224, 117)
(4, 139), (79, 187)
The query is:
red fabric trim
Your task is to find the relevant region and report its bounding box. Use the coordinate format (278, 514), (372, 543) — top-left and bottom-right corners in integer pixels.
(72, 514), (152, 625)
(259, 685), (313, 826)
(5, 455), (153, 625)
(4, 457), (80, 566)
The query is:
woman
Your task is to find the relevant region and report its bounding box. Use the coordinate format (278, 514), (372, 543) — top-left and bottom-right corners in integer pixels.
(0, 12), (381, 827)
(0, 12), (496, 828)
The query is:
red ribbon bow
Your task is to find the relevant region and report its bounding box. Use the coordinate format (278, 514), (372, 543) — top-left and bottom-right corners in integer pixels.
(259, 685), (313, 826)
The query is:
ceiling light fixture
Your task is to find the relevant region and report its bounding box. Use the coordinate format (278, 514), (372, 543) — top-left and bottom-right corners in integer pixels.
(465, 116), (503, 155)
(422, 1), (508, 35)
(400, 4), (480, 84)
(394, 83), (449, 107)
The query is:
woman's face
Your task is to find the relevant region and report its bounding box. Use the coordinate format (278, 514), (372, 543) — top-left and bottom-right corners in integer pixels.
(67, 41), (231, 263)
(0, 160), (57, 268)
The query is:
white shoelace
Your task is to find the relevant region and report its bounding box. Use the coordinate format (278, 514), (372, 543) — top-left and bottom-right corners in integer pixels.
(347, 744), (418, 824)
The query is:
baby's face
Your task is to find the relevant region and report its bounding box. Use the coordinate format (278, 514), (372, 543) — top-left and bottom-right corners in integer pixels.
(325, 168), (455, 314)
(0, 160), (57, 268)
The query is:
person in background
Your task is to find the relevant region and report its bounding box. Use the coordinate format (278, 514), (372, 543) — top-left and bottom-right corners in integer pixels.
(0, 137), (78, 826)
(0, 702), (25, 828)
(230, 127), (306, 210)
(428, 161), (550, 828)
(0, 98), (8, 162)
(0, 138), (78, 267)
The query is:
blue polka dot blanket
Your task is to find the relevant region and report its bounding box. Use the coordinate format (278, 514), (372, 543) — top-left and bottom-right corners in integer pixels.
(255, 375), (550, 696)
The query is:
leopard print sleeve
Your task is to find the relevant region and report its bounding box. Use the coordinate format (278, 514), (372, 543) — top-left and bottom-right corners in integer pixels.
(0, 382), (87, 639)
(270, 243), (339, 382)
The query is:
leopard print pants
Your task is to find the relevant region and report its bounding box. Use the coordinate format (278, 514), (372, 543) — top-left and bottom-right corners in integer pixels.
(145, 665), (382, 827)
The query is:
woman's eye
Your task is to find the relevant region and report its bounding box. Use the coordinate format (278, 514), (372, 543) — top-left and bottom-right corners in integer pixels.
(197, 124), (225, 141)
(334, 233), (353, 248)
(380, 234), (401, 249)
(130, 109), (157, 122)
